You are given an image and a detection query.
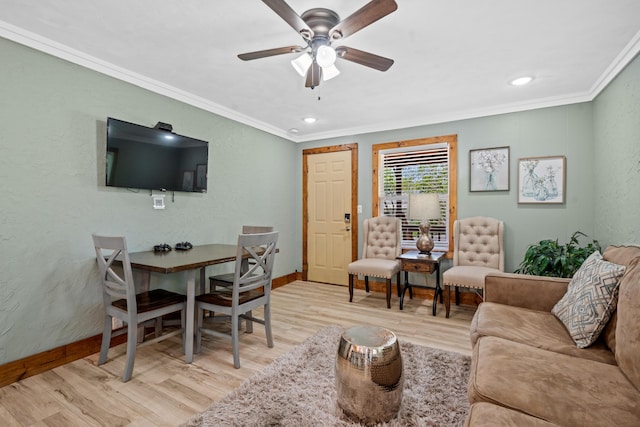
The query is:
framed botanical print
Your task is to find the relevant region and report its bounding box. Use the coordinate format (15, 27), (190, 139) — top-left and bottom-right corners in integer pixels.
(518, 156), (566, 204)
(469, 146), (510, 192)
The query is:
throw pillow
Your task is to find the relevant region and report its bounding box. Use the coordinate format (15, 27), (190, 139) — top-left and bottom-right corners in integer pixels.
(552, 251), (626, 348)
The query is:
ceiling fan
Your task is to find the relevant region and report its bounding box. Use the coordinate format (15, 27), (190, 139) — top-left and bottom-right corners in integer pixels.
(238, 0), (398, 88)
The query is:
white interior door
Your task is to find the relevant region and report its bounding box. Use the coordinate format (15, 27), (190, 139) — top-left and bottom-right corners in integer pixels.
(307, 150), (352, 285)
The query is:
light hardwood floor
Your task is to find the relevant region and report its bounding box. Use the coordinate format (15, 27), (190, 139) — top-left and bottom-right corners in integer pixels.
(0, 281), (475, 426)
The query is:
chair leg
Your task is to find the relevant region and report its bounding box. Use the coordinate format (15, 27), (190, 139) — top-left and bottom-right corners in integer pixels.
(123, 322), (138, 382)
(264, 303), (273, 348)
(98, 314), (112, 365)
(195, 304), (203, 354)
(245, 310), (253, 333)
(455, 286), (460, 305)
(396, 271), (401, 297)
(365, 276), (370, 293)
(385, 278), (392, 309)
(231, 312), (241, 369)
(349, 274), (354, 302)
(181, 308), (186, 354)
(155, 318), (162, 338)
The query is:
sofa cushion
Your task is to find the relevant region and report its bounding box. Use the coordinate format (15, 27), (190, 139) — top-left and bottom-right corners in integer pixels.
(602, 245), (640, 353)
(469, 336), (640, 427)
(471, 302), (616, 365)
(465, 403), (558, 427)
(603, 245), (640, 267)
(551, 251), (625, 348)
(615, 256), (640, 391)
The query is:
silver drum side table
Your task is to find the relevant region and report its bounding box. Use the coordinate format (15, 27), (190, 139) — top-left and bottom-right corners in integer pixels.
(335, 325), (404, 424)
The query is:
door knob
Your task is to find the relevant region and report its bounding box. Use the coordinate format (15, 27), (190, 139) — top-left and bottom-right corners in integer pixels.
(343, 226), (351, 231)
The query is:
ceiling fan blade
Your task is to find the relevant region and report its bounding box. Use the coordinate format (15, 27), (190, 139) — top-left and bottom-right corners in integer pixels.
(329, 0), (397, 40)
(262, 0), (314, 40)
(335, 46), (394, 71)
(238, 45), (305, 61)
(305, 62), (321, 88)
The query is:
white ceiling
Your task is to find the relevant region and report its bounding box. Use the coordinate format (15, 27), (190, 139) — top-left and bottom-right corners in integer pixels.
(2, 0), (640, 142)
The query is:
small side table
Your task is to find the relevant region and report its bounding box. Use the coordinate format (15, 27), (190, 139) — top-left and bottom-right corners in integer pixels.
(397, 251), (445, 316)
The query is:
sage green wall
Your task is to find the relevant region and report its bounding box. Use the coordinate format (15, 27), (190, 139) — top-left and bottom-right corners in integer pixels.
(593, 54), (640, 245)
(1, 33), (637, 366)
(0, 38), (298, 364)
(296, 103), (596, 274)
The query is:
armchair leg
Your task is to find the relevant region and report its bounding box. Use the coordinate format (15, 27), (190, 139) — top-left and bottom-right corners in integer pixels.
(455, 286), (460, 305)
(348, 274), (354, 302)
(364, 276), (370, 293)
(385, 278), (392, 309)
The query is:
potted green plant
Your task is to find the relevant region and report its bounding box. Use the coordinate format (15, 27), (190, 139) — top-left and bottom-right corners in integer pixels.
(515, 231), (601, 278)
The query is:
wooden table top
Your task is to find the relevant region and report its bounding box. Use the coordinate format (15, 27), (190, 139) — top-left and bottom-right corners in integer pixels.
(127, 243), (239, 274)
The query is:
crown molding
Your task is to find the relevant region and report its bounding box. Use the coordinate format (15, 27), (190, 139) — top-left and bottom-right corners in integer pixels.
(0, 21), (291, 141)
(3, 20), (639, 144)
(589, 28), (640, 96)
(289, 92), (594, 143)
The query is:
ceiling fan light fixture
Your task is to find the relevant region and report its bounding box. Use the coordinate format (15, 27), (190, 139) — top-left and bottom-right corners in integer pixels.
(291, 53), (313, 76)
(322, 64), (340, 81)
(316, 45), (337, 68)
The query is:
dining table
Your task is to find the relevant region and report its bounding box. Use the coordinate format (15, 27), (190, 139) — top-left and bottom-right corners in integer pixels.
(127, 244), (242, 363)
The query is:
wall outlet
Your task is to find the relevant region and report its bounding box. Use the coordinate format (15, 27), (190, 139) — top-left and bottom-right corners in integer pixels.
(153, 195), (166, 210)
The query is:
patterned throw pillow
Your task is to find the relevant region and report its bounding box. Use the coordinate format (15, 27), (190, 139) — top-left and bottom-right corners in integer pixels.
(552, 251), (626, 348)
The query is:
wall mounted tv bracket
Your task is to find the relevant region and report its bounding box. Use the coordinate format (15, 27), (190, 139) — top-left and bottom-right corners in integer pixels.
(153, 122), (173, 132)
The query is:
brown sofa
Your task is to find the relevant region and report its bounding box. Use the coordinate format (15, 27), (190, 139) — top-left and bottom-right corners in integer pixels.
(464, 245), (640, 426)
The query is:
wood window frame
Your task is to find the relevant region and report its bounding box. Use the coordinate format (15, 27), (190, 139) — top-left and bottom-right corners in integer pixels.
(372, 134), (457, 256)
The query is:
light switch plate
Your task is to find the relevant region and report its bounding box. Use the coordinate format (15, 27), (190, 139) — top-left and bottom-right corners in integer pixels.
(357, 205), (363, 213)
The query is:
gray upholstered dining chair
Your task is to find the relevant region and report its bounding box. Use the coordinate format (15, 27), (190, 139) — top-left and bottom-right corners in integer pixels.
(92, 234), (186, 382)
(442, 216), (504, 316)
(348, 216), (402, 309)
(195, 231), (279, 368)
(209, 225), (274, 290)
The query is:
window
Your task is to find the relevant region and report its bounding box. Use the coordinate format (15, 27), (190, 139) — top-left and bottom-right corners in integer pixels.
(372, 135), (457, 254)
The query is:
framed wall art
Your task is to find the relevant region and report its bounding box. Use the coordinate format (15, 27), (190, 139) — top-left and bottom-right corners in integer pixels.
(469, 146), (510, 192)
(518, 156), (566, 204)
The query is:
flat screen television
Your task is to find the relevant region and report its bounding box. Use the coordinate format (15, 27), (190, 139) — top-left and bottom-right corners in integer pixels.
(106, 117), (209, 193)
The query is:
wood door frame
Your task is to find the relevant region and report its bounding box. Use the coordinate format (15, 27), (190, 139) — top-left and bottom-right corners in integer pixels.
(302, 144), (358, 281)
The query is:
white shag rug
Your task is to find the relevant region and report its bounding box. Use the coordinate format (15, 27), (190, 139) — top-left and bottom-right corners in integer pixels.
(182, 325), (471, 426)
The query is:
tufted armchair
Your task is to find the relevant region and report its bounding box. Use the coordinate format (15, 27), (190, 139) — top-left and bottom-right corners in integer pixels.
(442, 216), (504, 317)
(348, 216), (402, 309)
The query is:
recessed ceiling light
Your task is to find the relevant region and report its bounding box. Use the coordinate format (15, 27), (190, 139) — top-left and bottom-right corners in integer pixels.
(510, 76), (534, 86)
(303, 117), (317, 124)
(289, 128), (299, 133)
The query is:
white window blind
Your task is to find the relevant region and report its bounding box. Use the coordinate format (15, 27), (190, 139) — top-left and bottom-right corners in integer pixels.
(379, 143), (450, 251)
